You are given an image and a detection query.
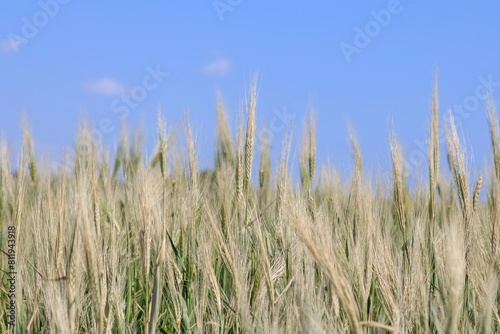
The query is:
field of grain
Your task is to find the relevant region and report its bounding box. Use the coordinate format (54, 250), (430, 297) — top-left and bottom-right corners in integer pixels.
(1, 78), (500, 333)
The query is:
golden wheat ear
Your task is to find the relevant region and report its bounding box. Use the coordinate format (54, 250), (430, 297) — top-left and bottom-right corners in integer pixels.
(445, 110), (472, 237)
(429, 72), (440, 225)
(244, 74), (258, 192)
(299, 105), (316, 191)
(215, 91), (235, 169)
(235, 109), (244, 207)
(185, 119), (197, 194)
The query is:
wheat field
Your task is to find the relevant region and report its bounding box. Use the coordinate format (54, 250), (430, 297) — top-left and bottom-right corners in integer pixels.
(1, 77), (500, 333)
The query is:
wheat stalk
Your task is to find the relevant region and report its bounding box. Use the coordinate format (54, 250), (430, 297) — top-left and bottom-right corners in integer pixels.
(78, 175), (103, 334)
(486, 94), (500, 257)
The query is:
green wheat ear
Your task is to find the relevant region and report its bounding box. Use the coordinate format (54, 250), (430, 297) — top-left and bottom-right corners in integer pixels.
(28, 159), (37, 183)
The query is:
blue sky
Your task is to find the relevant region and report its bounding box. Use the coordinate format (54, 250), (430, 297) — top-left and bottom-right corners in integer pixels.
(1, 1), (499, 182)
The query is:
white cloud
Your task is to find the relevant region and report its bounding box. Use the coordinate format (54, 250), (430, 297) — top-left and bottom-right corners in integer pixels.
(83, 77), (128, 97)
(202, 58), (232, 77)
